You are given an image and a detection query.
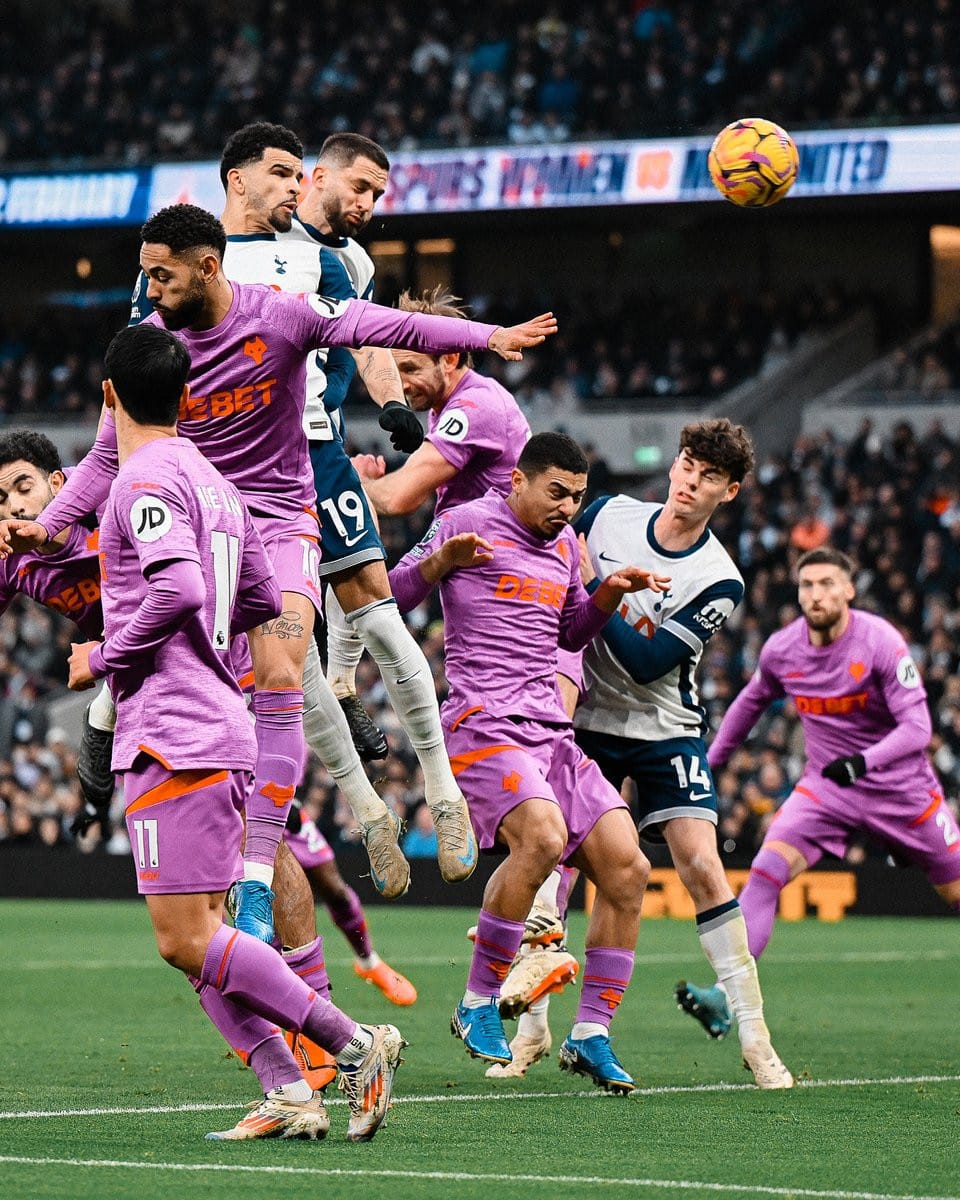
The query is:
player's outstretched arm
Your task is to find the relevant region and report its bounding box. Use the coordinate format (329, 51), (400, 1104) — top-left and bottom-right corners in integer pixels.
(0, 518), (49, 559)
(349, 345), (425, 453)
(356, 443), (457, 517)
(419, 532), (494, 585)
(389, 525), (491, 613)
(487, 313), (558, 361)
(296, 293), (557, 365)
(577, 535), (671, 610)
(591, 565), (672, 612)
(707, 661), (783, 770)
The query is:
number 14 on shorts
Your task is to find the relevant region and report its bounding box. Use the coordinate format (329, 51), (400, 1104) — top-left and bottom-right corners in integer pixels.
(670, 754), (712, 802)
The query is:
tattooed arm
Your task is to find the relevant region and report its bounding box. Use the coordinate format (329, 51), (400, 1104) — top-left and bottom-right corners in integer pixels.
(349, 344), (406, 407)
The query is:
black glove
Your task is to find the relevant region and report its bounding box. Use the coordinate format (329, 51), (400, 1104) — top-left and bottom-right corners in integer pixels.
(821, 753), (867, 787)
(377, 401), (424, 453)
(70, 799), (111, 838)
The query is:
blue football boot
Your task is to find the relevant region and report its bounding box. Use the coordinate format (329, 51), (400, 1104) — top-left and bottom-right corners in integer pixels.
(558, 1033), (635, 1094)
(450, 998), (511, 1064)
(227, 879), (276, 943)
(674, 980), (732, 1039)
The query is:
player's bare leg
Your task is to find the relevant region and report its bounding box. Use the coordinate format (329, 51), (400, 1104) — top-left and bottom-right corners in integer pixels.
(933, 876), (960, 912)
(331, 560), (477, 883)
(147, 889), (405, 1143)
(488, 670), (581, 1076)
(306, 858), (416, 1005)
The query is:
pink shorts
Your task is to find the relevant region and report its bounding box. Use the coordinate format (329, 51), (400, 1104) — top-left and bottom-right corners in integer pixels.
(284, 816), (335, 870)
(123, 754), (248, 894)
(445, 708), (626, 862)
(254, 513), (323, 613)
(767, 774), (960, 886)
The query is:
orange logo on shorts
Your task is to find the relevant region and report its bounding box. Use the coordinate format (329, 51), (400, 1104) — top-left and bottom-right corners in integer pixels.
(502, 771), (522, 793)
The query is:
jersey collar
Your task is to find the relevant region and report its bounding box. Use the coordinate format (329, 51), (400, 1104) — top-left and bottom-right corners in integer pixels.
(645, 508), (710, 558)
(294, 215), (349, 248)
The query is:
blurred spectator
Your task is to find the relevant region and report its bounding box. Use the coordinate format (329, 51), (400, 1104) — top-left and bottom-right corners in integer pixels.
(789, 501), (831, 553)
(402, 803), (440, 858)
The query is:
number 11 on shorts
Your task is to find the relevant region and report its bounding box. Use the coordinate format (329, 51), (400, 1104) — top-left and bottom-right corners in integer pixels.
(133, 818), (159, 869)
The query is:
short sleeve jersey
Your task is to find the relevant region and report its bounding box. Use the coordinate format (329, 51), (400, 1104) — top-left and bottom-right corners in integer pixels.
(427, 370), (531, 515)
(224, 218), (374, 440)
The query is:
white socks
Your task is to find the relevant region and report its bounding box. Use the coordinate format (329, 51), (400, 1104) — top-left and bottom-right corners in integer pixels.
(324, 587), (365, 698)
(698, 904), (767, 1040)
(349, 600), (461, 806)
(88, 681), (117, 732)
(301, 639), (391, 827)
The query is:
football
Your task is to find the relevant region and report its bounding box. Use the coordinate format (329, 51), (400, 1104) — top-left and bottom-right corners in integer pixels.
(707, 117), (800, 208)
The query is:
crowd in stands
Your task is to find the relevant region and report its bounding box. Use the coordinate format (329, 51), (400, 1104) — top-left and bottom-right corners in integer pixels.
(873, 322), (960, 397)
(467, 280), (855, 416)
(3, 417), (960, 874)
(0, 279), (858, 425)
(0, 597), (86, 850)
(2, 0), (960, 168)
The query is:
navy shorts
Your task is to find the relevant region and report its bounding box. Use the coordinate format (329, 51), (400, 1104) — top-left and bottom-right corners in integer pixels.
(310, 438), (385, 576)
(574, 728), (719, 843)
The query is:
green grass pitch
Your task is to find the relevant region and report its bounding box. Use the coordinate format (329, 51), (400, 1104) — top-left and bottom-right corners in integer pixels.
(0, 898), (957, 1200)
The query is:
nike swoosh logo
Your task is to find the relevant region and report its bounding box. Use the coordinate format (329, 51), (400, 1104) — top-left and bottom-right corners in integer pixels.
(689, 792), (711, 802)
(396, 671), (421, 685)
(598, 551), (620, 563)
(343, 530), (366, 547)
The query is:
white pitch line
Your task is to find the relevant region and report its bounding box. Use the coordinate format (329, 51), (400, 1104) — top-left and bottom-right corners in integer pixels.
(0, 1154), (956, 1200)
(15, 948), (960, 971)
(2, 1073), (958, 1121)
